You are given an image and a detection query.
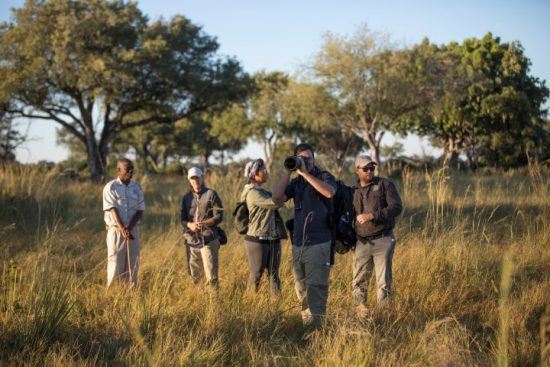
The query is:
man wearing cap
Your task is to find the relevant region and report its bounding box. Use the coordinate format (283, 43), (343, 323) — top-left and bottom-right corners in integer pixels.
(103, 158), (145, 288)
(181, 167), (224, 290)
(352, 155), (403, 317)
(273, 143), (337, 327)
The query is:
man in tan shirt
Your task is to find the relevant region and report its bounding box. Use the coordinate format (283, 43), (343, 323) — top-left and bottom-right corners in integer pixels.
(103, 158), (145, 288)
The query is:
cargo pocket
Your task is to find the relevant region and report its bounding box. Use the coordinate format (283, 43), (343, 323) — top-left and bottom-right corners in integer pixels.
(311, 241), (332, 268)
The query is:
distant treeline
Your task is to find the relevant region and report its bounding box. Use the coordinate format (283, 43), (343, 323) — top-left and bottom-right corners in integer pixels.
(0, 1), (548, 181)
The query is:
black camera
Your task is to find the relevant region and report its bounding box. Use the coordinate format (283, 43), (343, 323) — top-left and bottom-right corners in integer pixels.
(284, 156), (301, 171)
(283, 156), (311, 171)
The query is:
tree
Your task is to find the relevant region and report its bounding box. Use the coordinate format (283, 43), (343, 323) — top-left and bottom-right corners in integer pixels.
(194, 111), (248, 168)
(109, 120), (176, 173)
(476, 117), (550, 168)
(0, 0), (250, 181)
(281, 81), (364, 176)
(311, 25), (429, 170)
(0, 104), (25, 162)
(246, 72), (291, 171)
(210, 104), (251, 167)
(406, 34), (549, 169)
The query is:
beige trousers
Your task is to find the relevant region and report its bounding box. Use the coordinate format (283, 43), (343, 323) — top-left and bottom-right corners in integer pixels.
(187, 239), (220, 290)
(352, 234), (396, 305)
(106, 226), (140, 288)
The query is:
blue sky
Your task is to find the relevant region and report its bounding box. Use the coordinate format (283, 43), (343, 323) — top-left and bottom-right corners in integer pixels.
(1, 0), (549, 162)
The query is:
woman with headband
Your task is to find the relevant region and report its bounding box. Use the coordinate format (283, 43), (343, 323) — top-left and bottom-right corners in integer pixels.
(241, 158), (287, 295)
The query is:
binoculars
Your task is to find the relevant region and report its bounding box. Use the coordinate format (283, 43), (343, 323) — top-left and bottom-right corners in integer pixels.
(284, 156), (310, 171)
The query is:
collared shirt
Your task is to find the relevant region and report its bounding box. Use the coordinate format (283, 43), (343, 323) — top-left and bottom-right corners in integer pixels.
(103, 177), (145, 227)
(284, 166), (337, 246)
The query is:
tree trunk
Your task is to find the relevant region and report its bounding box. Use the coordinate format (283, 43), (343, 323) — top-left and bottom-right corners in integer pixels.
(262, 136), (275, 173)
(443, 137), (459, 170)
(219, 151), (228, 174)
(85, 133), (107, 183)
(363, 132), (381, 175)
(332, 151), (346, 178)
(465, 149), (478, 171)
(140, 143), (150, 174)
(199, 152), (209, 170)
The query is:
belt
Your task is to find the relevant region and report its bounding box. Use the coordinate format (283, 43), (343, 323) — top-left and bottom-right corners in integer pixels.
(358, 230), (393, 242)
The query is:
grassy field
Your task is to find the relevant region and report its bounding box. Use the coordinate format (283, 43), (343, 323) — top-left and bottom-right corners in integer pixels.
(0, 164), (548, 366)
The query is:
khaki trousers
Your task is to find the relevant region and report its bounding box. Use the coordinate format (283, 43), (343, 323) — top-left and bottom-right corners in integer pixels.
(352, 234), (396, 305)
(106, 227), (140, 287)
(187, 239), (220, 290)
(292, 240), (332, 325)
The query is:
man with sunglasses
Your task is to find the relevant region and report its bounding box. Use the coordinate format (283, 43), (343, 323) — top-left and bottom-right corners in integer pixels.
(352, 155), (403, 318)
(273, 143), (337, 327)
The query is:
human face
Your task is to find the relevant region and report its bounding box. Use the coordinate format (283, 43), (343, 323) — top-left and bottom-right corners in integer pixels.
(296, 149), (314, 172)
(356, 164), (376, 183)
(117, 162), (134, 184)
(253, 166), (268, 184)
(188, 176), (203, 192)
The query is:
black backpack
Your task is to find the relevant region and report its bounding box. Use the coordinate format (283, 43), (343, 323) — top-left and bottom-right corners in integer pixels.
(331, 180), (357, 254)
(285, 174), (356, 256)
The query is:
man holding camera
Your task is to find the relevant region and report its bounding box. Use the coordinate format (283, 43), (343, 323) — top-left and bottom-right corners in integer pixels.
(273, 143), (337, 327)
(352, 155), (402, 318)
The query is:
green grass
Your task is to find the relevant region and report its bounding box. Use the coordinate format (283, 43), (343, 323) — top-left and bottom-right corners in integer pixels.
(0, 164), (548, 366)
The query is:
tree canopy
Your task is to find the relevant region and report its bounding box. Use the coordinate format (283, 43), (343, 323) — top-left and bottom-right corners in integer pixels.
(403, 34), (549, 168)
(0, 0), (251, 180)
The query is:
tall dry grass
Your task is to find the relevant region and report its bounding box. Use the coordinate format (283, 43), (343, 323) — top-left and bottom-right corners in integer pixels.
(0, 163), (548, 366)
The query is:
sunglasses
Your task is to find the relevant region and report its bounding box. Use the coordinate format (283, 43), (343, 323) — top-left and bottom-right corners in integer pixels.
(360, 166), (376, 172)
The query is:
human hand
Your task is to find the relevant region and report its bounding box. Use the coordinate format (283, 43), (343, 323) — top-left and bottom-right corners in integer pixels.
(296, 157), (306, 176)
(187, 222), (202, 232)
(356, 213), (375, 224)
(121, 226), (132, 240)
(124, 225), (135, 240)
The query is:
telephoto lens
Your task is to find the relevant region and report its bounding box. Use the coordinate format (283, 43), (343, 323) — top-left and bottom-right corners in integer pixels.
(284, 156), (300, 171)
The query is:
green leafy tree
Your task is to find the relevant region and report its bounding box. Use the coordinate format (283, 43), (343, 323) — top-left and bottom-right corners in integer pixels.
(282, 81), (364, 176)
(311, 25), (429, 169)
(407, 34), (548, 169)
(0, 0), (250, 181)
(246, 72), (291, 171)
(109, 119), (175, 173)
(168, 109), (248, 169)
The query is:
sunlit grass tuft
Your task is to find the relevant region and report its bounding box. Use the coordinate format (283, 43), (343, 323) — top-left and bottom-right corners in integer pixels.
(0, 164), (548, 365)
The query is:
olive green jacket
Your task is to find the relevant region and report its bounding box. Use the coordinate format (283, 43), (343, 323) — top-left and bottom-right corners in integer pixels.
(241, 184), (287, 240)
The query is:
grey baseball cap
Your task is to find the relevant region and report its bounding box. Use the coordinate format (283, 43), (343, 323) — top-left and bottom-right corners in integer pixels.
(187, 166), (203, 179)
(355, 155), (377, 168)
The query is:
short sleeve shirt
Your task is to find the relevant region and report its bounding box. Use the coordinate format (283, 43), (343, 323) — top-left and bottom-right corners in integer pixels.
(284, 167), (337, 246)
(103, 178), (145, 227)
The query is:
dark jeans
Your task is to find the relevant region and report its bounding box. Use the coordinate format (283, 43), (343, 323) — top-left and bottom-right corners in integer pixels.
(244, 239), (281, 295)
